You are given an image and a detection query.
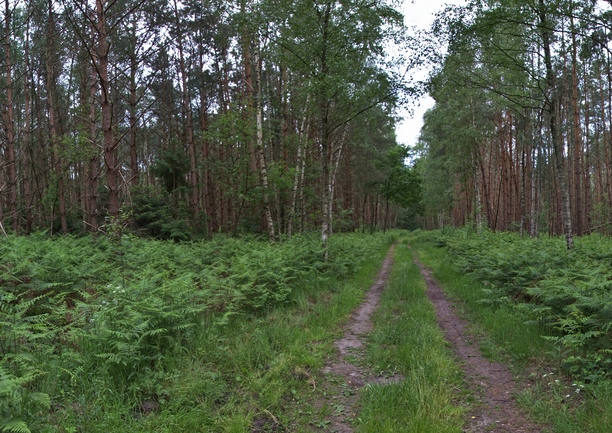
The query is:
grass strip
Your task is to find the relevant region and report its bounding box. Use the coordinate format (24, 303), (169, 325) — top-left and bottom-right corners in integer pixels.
(358, 240), (464, 433)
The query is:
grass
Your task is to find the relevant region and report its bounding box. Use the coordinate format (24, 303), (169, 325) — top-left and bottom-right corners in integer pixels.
(358, 241), (464, 433)
(409, 230), (612, 433)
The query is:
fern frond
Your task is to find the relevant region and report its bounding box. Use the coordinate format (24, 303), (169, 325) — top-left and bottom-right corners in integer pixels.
(0, 420), (31, 433)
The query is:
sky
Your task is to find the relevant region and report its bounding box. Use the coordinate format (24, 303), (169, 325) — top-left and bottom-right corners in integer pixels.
(394, 0), (465, 147)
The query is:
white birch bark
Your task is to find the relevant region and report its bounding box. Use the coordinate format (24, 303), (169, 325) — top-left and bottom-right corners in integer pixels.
(287, 99), (310, 238)
(254, 41), (275, 241)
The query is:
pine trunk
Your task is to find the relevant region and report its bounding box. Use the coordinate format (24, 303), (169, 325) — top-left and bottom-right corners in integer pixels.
(4, 0), (17, 232)
(97, 0), (119, 218)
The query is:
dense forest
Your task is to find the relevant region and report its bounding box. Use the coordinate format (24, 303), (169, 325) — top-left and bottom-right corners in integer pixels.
(419, 0), (612, 248)
(0, 0), (420, 242)
(4, 0), (612, 247)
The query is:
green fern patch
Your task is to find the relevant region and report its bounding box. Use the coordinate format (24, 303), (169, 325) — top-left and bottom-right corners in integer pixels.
(413, 228), (612, 384)
(0, 230), (397, 431)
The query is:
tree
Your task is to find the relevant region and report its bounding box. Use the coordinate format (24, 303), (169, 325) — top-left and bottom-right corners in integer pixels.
(268, 0), (405, 253)
(420, 0), (609, 245)
(2, 0), (18, 232)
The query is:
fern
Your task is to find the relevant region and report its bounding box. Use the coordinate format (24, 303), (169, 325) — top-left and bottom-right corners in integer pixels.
(0, 420), (31, 433)
(432, 228), (612, 382)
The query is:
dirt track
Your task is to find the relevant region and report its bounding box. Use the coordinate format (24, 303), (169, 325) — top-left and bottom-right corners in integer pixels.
(315, 244), (545, 432)
(415, 258), (545, 433)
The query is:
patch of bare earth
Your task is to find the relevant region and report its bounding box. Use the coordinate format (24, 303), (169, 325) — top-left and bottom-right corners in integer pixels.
(318, 244), (400, 433)
(414, 258), (548, 433)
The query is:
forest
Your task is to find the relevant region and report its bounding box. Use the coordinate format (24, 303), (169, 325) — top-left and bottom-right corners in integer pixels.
(419, 0), (612, 249)
(3, 0), (612, 432)
(0, 0), (420, 242)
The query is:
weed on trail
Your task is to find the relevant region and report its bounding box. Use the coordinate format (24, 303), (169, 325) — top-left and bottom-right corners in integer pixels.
(359, 242), (464, 433)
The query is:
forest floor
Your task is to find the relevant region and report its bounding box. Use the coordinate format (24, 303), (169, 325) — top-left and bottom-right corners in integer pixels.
(314, 244), (546, 433)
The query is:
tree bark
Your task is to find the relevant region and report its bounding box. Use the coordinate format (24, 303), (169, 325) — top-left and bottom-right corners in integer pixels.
(173, 0), (198, 221)
(96, 0), (119, 218)
(23, 8), (33, 234)
(254, 42), (275, 242)
(128, 21), (139, 187)
(88, 48), (100, 232)
(287, 101), (309, 238)
(46, 0), (68, 234)
(319, 1), (332, 259)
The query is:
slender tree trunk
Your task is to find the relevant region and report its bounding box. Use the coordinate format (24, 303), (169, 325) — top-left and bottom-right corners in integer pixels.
(173, 0), (198, 221)
(320, 1), (332, 258)
(200, 95), (213, 239)
(254, 42), (275, 241)
(23, 10), (33, 234)
(288, 102), (309, 238)
(530, 143), (538, 238)
(570, 13), (583, 235)
(4, 0), (18, 232)
(128, 26), (139, 186)
(88, 53), (100, 232)
(328, 123), (349, 237)
(46, 0), (68, 234)
(584, 61), (592, 233)
(96, 0), (119, 218)
(520, 123), (527, 237)
(539, 0), (573, 249)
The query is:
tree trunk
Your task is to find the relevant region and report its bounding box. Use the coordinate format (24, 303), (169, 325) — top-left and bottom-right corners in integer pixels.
(320, 1), (332, 259)
(173, 0), (198, 221)
(88, 51), (100, 232)
(4, 0), (18, 232)
(97, 0), (119, 218)
(539, 0), (573, 249)
(200, 95), (213, 239)
(254, 42), (275, 242)
(328, 123), (349, 238)
(46, 0), (68, 234)
(287, 101), (309, 238)
(23, 9), (33, 234)
(128, 23), (139, 187)
(570, 12), (583, 235)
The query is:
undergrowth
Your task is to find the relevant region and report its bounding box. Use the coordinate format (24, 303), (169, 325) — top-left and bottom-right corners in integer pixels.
(410, 228), (612, 433)
(0, 230), (397, 432)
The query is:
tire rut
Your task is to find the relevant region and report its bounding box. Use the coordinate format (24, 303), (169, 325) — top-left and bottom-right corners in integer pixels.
(318, 244), (399, 433)
(414, 257), (547, 433)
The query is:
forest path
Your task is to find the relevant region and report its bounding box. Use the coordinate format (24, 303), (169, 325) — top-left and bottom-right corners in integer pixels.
(314, 245), (546, 432)
(414, 257), (547, 433)
(318, 243), (400, 433)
